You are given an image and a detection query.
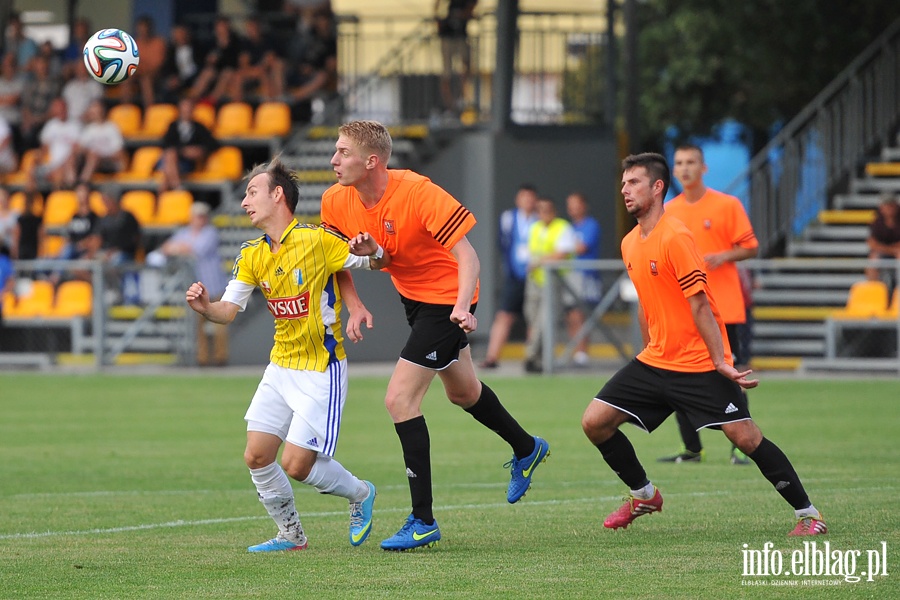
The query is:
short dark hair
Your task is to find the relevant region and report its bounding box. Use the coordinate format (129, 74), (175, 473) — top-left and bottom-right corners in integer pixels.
(622, 152), (670, 199)
(675, 143), (704, 162)
(246, 157), (300, 214)
(519, 183), (537, 193)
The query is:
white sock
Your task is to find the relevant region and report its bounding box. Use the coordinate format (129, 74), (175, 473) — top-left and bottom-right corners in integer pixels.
(795, 505), (821, 519)
(302, 455), (369, 502)
(250, 463), (304, 541)
(630, 482), (656, 500)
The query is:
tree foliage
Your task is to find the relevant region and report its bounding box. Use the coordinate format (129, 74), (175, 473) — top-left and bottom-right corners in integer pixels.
(634, 0), (900, 150)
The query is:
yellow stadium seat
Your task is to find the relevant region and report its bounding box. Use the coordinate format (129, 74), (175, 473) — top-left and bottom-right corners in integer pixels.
(192, 103), (217, 131)
(214, 102), (253, 137)
(187, 146), (243, 182)
(2, 290), (15, 315)
(9, 190), (43, 217)
(4, 148), (41, 187)
(831, 281), (890, 319)
(120, 190), (157, 226)
(138, 103), (178, 138)
(115, 146), (163, 185)
(108, 103), (143, 138)
(154, 190), (193, 226)
(42, 190), (79, 228)
(41, 235), (66, 258)
(10, 280), (55, 318)
(89, 191), (107, 216)
(886, 289), (899, 319)
(253, 102), (291, 137)
(52, 280), (93, 318)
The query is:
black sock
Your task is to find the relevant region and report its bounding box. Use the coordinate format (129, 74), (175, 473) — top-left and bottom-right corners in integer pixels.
(395, 416), (434, 524)
(464, 382), (535, 458)
(748, 437), (812, 510)
(594, 430), (649, 490)
(676, 411), (703, 453)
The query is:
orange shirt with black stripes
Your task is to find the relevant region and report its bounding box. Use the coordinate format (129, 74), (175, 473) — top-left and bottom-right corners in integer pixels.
(664, 189), (758, 324)
(321, 169), (478, 305)
(622, 212), (732, 372)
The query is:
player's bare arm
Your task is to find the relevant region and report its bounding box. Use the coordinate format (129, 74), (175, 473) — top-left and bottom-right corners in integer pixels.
(687, 291), (759, 389)
(335, 270), (373, 343)
(704, 244), (758, 269)
(186, 281), (240, 324)
(449, 236), (479, 332)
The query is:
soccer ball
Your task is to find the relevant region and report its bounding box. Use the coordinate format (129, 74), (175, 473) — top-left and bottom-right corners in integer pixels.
(82, 29), (140, 85)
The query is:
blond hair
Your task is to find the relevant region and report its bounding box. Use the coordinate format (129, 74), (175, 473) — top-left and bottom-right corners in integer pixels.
(338, 120), (393, 165)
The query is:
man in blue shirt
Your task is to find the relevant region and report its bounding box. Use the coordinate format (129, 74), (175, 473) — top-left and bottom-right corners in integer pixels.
(566, 192), (602, 366)
(480, 184), (538, 368)
(0, 243), (15, 350)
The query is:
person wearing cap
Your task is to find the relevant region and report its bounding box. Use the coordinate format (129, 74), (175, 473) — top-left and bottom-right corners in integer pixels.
(152, 201), (229, 365)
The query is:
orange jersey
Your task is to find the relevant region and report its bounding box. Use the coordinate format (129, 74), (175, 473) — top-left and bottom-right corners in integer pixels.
(664, 189), (758, 323)
(321, 169), (478, 304)
(622, 213), (732, 372)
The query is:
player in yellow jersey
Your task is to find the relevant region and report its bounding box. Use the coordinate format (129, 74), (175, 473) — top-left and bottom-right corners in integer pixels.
(186, 158), (391, 552)
(581, 153), (826, 537)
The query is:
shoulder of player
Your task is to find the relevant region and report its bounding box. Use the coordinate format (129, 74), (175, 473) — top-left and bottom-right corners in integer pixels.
(705, 188), (744, 206)
(239, 234), (267, 253)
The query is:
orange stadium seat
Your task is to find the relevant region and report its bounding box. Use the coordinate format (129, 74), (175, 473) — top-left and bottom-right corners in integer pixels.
(153, 190), (193, 226)
(108, 103), (143, 138)
(51, 280), (93, 318)
(41, 235), (66, 258)
(42, 190), (79, 228)
(831, 280), (890, 319)
(115, 146), (163, 185)
(89, 190), (107, 216)
(886, 289), (899, 319)
(138, 103), (178, 138)
(192, 103), (217, 130)
(120, 190), (157, 226)
(4, 148), (41, 187)
(253, 102), (292, 137)
(187, 146), (243, 182)
(10, 280), (55, 318)
(214, 102), (253, 137)
(9, 190), (43, 216)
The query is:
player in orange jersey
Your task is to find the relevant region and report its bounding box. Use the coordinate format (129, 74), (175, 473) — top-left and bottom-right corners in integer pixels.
(321, 120), (549, 551)
(659, 144), (759, 465)
(186, 158), (391, 552)
(581, 152), (826, 537)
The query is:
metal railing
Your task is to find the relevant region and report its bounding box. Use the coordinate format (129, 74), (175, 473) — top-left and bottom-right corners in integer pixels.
(724, 18), (900, 257)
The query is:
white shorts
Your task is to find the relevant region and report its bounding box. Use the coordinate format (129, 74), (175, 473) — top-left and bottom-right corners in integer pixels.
(244, 360), (348, 456)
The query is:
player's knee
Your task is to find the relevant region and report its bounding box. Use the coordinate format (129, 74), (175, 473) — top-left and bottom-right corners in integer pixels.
(281, 456), (313, 481)
(243, 448), (270, 470)
(724, 421), (762, 453)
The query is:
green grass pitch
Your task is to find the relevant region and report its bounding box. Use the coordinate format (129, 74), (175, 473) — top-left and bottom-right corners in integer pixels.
(0, 372), (897, 599)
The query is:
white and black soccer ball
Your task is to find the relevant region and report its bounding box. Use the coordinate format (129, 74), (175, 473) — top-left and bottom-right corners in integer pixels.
(82, 28), (140, 85)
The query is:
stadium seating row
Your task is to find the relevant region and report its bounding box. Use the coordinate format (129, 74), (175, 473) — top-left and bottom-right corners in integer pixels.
(10, 189), (197, 228)
(3, 280), (92, 320)
(3, 146), (244, 189)
(109, 101), (292, 140)
(830, 280), (899, 319)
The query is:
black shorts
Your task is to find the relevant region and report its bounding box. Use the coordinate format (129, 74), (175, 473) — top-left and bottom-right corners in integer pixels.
(595, 359), (751, 432)
(499, 272), (526, 314)
(399, 296), (475, 370)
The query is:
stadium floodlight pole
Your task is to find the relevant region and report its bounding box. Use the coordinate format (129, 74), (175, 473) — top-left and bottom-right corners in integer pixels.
(491, 0), (518, 132)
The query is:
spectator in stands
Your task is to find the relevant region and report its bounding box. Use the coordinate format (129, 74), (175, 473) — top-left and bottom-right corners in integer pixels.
(189, 16), (241, 104)
(29, 98), (81, 189)
(434, 0), (477, 117)
(285, 7), (337, 123)
(0, 242), (14, 348)
(36, 40), (63, 81)
(230, 15), (285, 102)
(479, 183), (538, 369)
(74, 99), (127, 183)
(60, 17), (92, 73)
(49, 181), (100, 285)
(61, 57), (104, 124)
(4, 13), (38, 70)
(565, 191), (602, 367)
(148, 202), (229, 365)
(13, 190), (44, 260)
(159, 97), (218, 192)
(20, 55), (62, 150)
(523, 196), (576, 374)
(94, 189), (141, 265)
(160, 24), (201, 104)
(865, 192), (900, 285)
(0, 113), (17, 175)
(0, 188), (18, 249)
(122, 16), (168, 108)
(0, 53), (25, 150)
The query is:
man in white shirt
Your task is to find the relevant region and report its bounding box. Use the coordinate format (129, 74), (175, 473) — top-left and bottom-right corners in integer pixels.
(75, 100), (127, 182)
(29, 98), (81, 189)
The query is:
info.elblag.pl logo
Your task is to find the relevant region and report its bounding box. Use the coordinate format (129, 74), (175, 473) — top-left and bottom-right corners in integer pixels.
(741, 541), (889, 586)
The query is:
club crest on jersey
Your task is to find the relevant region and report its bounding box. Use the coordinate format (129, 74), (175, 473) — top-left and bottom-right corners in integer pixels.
(649, 260), (659, 276)
(267, 290), (310, 319)
(383, 219), (396, 235)
(260, 280), (272, 294)
(626, 262), (633, 271)
(704, 219), (712, 229)
(293, 269), (302, 285)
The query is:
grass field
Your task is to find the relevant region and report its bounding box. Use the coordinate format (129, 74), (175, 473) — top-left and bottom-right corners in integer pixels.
(0, 372), (897, 599)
